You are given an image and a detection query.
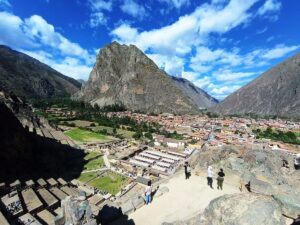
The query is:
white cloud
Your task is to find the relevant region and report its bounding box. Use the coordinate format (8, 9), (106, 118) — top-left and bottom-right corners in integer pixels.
(212, 85), (241, 99)
(111, 0), (258, 56)
(120, 0), (146, 19)
(190, 43), (299, 72)
(90, 12), (107, 27)
(197, 0), (258, 34)
(194, 76), (212, 89)
(52, 57), (92, 80)
(147, 53), (184, 76)
(0, 12), (95, 80)
(257, 0), (281, 21)
(213, 70), (256, 82)
(258, 0), (281, 16)
(159, 0), (190, 9)
(190, 64), (212, 74)
(190, 46), (241, 72)
(110, 24), (138, 43)
(88, 0), (112, 11)
(205, 83), (241, 99)
(0, 12), (36, 48)
(23, 15), (93, 63)
(181, 71), (199, 81)
(21, 49), (53, 65)
(261, 45), (300, 59)
(22, 50), (92, 80)
(88, 0), (112, 27)
(256, 27), (267, 34)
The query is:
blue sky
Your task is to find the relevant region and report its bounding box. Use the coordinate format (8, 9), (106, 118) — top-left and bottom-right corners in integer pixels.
(0, 0), (299, 99)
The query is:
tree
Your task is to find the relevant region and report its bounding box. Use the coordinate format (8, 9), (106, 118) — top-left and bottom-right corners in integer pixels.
(144, 132), (153, 140)
(94, 103), (100, 111)
(133, 130), (142, 139)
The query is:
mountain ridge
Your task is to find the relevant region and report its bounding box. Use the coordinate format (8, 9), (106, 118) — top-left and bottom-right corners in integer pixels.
(211, 51), (300, 118)
(0, 45), (81, 100)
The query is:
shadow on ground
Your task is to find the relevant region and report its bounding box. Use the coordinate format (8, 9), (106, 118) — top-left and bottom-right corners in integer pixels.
(97, 205), (135, 225)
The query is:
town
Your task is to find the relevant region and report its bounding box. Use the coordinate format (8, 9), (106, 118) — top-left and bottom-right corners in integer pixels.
(1, 93), (299, 225)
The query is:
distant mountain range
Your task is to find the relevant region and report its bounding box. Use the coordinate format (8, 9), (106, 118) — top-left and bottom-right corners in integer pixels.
(76, 42), (218, 114)
(1, 43), (299, 118)
(212, 52), (300, 118)
(0, 45), (81, 100)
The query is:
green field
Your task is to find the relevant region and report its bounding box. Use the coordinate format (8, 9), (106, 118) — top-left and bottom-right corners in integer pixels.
(93, 125), (135, 139)
(88, 172), (129, 195)
(78, 172), (98, 183)
(84, 155), (104, 170)
(65, 128), (112, 143)
(84, 151), (101, 160)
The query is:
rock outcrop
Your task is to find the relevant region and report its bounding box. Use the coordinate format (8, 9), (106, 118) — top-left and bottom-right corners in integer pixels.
(197, 193), (285, 225)
(76, 42), (217, 114)
(58, 192), (96, 225)
(163, 194), (286, 225)
(211, 52), (300, 118)
(164, 145), (300, 225)
(0, 45), (81, 100)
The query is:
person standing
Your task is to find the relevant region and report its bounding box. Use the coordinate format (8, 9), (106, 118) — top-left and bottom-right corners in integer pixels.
(144, 180), (152, 205)
(184, 162), (191, 179)
(245, 181), (252, 192)
(207, 166), (214, 189)
(217, 168), (225, 190)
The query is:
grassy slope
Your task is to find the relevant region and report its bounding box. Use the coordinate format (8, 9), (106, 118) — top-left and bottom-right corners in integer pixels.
(78, 172), (98, 183)
(65, 128), (112, 142)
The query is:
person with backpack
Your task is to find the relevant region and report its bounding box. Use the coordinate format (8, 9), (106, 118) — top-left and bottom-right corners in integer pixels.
(217, 168), (225, 190)
(207, 165), (214, 189)
(184, 162), (191, 179)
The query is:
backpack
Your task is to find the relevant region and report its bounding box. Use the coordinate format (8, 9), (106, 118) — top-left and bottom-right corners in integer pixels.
(187, 165), (191, 173)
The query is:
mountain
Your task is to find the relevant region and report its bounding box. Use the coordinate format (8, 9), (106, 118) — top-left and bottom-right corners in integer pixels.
(76, 42), (217, 114)
(211, 52), (300, 118)
(171, 76), (218, 109)
(0, 45), (81, 100)
(77, 79), (86, 85)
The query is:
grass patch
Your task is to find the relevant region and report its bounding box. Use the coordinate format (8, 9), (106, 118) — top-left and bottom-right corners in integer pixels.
(77, 172), (98, 183)
(65, 128), (112, 143)
(84, 151), (101, 160)
(84, 156), (104, 170)
(88, 172), (129, 195)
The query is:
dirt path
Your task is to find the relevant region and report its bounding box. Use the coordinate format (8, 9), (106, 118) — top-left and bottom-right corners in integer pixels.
(126, 171), (239, 225)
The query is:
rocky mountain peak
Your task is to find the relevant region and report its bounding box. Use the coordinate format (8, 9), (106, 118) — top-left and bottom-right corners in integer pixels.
(76, 42), (217, 114)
